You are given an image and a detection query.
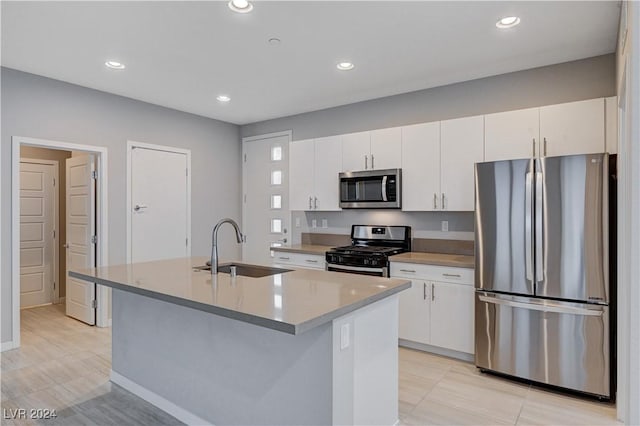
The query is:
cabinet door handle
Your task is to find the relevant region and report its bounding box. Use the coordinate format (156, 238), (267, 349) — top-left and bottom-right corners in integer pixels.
(543, 137), (548, 156)
(364, 155), (368, 170)
(432, 283), (435, 301)
(305, 259), (318, 263)
(400, 269), (416, 273)
(278, 256), (290, 260)
(371, 154), (375, 169)
(309, 197), (313, 210)
(442, 193), (446, 210)
(532, 138), (536, 158)
(423, 283), (427, 300)
(433, 193), (438, 209)
(314, 197), (318, 209)
(442, 273), (461, 278)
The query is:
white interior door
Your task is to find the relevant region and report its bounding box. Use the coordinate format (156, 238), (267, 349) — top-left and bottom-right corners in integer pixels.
(243, 135), (290, 265)
(20, 161), (55, 308)
(130, 146), (189, 263)
(66, 155), (96, 325)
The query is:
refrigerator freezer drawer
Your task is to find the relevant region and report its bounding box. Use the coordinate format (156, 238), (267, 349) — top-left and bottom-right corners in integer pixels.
(475, 291), (610, 397)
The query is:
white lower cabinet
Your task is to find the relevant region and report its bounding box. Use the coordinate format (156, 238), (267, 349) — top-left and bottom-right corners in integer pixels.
(391, 262), (474, 355)
(272, 251), (325, 270)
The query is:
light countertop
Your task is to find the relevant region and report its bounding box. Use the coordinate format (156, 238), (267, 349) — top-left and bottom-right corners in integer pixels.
(390, 252), (474, 268)
(70, 257), (410, 335)
(271, 244), (475, 269)
(271, 244), (334, 255)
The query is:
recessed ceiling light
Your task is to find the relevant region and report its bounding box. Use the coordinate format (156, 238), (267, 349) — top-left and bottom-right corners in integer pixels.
(216, 95), (231, 102)
(105, 61), (125, 70)
(496, 16), (521, 29)
(337, 62), (355, 71)
(228, 0), (253, 13)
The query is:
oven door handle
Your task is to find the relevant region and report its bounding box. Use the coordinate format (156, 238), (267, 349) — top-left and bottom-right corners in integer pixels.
(381, 175), (388, 202)
(327, 263), (385, 273)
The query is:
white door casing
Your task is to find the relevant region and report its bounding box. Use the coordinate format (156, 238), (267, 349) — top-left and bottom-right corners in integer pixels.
(242, 132), (290, 265)
(19, 160), (57, 308)
(65, 154), (96, 325)
(128, 142), (190, 263)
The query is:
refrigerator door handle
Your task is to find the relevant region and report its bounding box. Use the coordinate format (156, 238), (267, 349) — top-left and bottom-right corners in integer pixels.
(478, 293), (604, 316)
(525, 172), (533, 283)
(535, 171), (544, 283)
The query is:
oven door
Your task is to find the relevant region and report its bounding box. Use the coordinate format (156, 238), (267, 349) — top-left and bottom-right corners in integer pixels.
(326, 263), (387, 277)
(339, 169), (401, 209)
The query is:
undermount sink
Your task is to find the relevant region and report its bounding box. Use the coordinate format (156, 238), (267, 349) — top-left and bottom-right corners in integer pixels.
(194, 262), (292, 278)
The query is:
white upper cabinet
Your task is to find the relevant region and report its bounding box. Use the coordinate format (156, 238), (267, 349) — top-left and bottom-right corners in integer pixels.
(370, 127), (402, 170)
(605, 96), (618, 154)
(485, 107), (540, 161)
(539, 98), (605, 157)
(440, 115), (484, 211)
(402, 122), (440, 211)
(313, 136), (342, 211)
(289, 137), (342, 211)
(342, 131), (371, 171)
(289, 139), (315, 211)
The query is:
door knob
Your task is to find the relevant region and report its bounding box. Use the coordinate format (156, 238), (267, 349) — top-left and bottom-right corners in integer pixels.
(134, 204), (148, 212)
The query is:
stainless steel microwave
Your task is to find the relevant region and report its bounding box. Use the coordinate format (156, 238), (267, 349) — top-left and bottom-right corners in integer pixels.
(339, 168), (402, 209)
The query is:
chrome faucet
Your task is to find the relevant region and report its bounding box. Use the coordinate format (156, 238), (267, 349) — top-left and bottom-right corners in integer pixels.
(210, 218), (244, 274)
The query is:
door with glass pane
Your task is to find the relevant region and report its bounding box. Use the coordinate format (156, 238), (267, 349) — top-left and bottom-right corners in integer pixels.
(242, 134), (290, 265)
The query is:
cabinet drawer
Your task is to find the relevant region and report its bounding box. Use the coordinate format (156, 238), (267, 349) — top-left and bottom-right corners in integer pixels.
(390, 262), (473, 285)
(272, 252), (325, 269)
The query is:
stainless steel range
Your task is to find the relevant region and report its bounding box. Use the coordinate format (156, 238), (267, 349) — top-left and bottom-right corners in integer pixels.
(326, 225), (411, 277)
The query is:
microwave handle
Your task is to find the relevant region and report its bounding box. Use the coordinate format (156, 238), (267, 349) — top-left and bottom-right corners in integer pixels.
(381, 175), (388, 202)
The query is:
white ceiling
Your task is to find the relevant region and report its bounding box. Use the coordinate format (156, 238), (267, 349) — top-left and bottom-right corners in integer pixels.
(1, 1), (620, 125)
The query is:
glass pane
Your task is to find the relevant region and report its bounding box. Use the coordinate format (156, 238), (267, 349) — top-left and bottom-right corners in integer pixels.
(271, 218), (282, 233)
(271, 195), (282, 209)
(271, 146), (282, 161)
(271, 170), (282, 185)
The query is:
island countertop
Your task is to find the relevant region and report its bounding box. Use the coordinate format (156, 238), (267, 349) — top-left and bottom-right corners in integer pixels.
(70, 257), (410, 335)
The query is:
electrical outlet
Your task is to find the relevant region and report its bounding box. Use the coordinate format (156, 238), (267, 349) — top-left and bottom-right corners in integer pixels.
(441, 221), (449, 232)
(312, 219), (317, 228)
(295, 217), (301, 228)
(322, 219), (328, 228)
(340, 323), (350, 350)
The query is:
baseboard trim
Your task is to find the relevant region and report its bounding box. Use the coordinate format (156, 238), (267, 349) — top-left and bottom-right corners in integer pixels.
(1, 340), (17, 352)
(399, 339), (474, 362)
(110, 370), (211, 426)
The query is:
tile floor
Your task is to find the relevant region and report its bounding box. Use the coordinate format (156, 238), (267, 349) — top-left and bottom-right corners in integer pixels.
(1, 304), (620, 425)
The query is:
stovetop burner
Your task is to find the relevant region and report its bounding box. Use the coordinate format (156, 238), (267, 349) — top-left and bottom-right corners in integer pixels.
(326, 225), (412, 276)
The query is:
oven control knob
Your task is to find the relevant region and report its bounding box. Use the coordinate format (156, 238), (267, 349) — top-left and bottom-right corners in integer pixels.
(364, 259), (369, 265)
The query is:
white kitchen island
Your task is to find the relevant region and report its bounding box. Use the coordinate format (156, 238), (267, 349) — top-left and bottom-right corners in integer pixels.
(70, 257), (410, 426)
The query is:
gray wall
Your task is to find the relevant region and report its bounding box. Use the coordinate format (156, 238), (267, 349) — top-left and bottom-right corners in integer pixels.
(20, 146), (73, 298)
(2, 67), (241, 344)
(242, 54), (616, 243)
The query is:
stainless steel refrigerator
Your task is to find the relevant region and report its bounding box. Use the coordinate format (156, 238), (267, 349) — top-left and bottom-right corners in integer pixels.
(474, 153), (615, 399)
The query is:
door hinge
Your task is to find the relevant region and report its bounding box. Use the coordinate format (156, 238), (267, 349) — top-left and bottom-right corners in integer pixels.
(53, 230), (56, 239)
(91, 170), (98, 180)
(244, 153), (247, 163)
(91, 235), (97, 244)
(53, 281), (56, 290)
(244, 194), (247, 203)
(186, 237), (188, 246)
(91, 300), (97, 309)
(186, 168), (188, 177)
(53, 178), (56, 187)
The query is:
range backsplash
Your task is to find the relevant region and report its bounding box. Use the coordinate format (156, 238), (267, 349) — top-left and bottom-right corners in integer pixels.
(290, 210), (474, 245)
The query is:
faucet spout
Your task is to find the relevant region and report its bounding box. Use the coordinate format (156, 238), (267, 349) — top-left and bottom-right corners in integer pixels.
(211, 218), (244, 274)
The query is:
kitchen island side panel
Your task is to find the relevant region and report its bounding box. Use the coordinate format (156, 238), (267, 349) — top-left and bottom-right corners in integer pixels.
(111, 289), (333, 425)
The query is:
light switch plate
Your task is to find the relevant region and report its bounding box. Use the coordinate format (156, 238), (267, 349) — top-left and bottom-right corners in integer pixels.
(441, 221), (449, 232)
(322, 219), (328, 228)
(312, 219), (317, 228)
